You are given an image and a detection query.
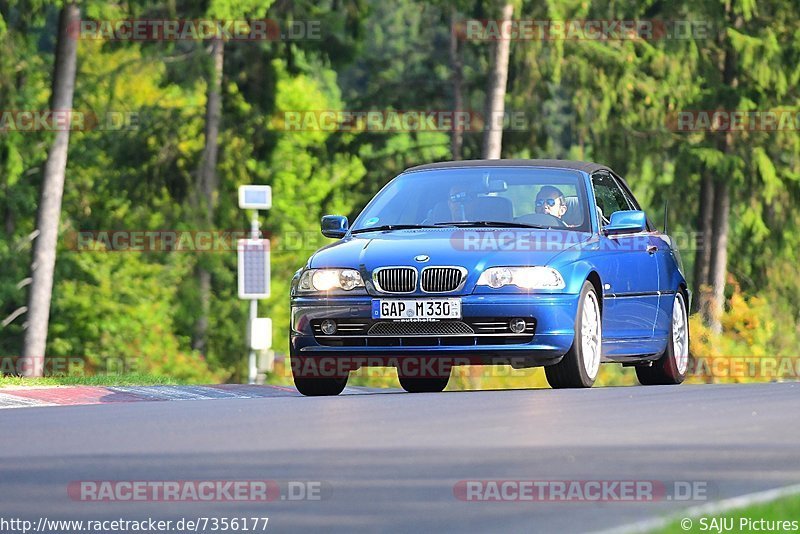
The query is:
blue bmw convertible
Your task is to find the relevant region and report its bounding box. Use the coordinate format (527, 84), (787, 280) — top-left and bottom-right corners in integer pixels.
(289, 159), (690, 396)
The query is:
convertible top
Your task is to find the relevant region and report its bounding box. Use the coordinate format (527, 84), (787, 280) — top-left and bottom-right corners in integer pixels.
(405, 159), (612, 175)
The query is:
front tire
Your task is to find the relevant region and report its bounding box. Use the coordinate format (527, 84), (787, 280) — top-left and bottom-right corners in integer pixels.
(398, 375), (450, 393)
(398, 361), (451, 393)
(636, 291), (689, 386)
(291, 356), (348, 396)
(545, 281), (602, 389)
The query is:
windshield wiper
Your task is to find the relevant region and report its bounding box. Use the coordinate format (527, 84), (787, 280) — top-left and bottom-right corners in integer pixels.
(351, 224), (443, 234)
(433, 221), (548, 229)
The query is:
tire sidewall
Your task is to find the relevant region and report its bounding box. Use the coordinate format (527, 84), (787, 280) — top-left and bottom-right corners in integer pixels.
(574, 281), (601, 386)
(663, 291), (689, 382)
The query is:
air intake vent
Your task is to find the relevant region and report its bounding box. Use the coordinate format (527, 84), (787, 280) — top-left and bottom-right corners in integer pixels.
(421, 267), (465, 292)
(374, 267), (417, 293)
(368, 321), (474, 336)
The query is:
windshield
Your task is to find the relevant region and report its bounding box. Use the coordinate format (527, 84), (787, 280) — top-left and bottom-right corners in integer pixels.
(351, 167), (591, 233)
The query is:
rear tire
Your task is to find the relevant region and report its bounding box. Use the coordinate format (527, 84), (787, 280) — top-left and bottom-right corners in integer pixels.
(545, 281), (602, 389)
(636, 291), (689, 386)
(291, 356), (348, 396)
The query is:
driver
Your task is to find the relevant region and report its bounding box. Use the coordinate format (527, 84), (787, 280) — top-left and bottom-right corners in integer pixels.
(535, 185), (567, 220)
(447, 185), (469, 220)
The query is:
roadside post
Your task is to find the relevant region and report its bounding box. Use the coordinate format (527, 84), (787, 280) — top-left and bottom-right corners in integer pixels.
(237, 185), (272, 384)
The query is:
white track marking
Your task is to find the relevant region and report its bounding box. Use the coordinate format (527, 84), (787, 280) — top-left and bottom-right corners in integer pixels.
(0, 392), (56, 409)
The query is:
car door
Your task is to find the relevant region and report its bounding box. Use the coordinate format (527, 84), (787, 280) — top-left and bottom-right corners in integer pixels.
(591, 172), (660, 344)
(613, 176), (675, 342)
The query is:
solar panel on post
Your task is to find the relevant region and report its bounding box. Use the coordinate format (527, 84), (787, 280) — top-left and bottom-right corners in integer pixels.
(237, 239), (270, 299)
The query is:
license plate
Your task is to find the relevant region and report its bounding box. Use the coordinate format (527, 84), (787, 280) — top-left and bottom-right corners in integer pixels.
(372, 298), (462, 320)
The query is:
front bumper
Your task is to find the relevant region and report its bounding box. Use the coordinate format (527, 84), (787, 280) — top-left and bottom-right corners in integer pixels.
(290, 293), (580, 368)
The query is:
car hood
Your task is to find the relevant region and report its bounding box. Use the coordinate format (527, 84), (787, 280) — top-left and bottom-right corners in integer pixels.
(309, 228), (593, 272)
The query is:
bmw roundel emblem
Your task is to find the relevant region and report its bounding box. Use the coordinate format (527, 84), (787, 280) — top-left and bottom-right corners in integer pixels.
(414, 255), (430, 263)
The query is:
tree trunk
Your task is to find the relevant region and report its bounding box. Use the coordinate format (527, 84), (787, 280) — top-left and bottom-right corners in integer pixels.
(199, 37), (224, 213)
(21, 3), (80, 377)
(706, 11), (740, 333)
(707, 128), (734, 333)
(693, 173), (714, 317)
(192, 37), (224, 353)
(194, 269), (211, 353)
(708, 177), (730, 333)
(449, 8), (464, 160)
(481, 2), (513, 160)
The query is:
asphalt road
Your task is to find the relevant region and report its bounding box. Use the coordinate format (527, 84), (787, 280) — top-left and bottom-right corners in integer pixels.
(2, 382), (799, 533)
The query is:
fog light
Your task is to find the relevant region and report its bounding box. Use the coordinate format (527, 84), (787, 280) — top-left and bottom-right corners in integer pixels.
(321, 319), (337, 335)
(509, 318), (527, 334)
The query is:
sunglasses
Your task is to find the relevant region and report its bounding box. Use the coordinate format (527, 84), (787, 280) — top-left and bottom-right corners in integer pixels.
(536, 198), (561, 208)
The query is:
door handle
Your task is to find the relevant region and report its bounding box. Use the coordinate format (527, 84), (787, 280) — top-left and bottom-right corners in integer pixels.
(647, 245), (658, 255)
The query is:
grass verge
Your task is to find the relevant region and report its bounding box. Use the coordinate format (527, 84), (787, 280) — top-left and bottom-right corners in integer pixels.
(654, 492), (800, 533)
(0, 373), (183, 388)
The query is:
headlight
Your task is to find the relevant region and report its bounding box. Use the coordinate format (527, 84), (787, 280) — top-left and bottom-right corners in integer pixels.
(477, 267), (565, 289)
(298, 268), (365, 292)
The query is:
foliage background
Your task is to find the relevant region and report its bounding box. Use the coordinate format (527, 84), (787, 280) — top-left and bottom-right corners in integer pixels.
(1, 0), (798, 386)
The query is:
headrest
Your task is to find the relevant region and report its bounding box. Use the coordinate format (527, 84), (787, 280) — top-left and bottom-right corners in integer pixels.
(563, 196), (583, 226)
(466, 195), (514, 221)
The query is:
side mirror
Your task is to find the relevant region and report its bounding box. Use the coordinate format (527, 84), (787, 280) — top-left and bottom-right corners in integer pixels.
(603, 210), (647, 235)
(321, 215), (348, 238)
